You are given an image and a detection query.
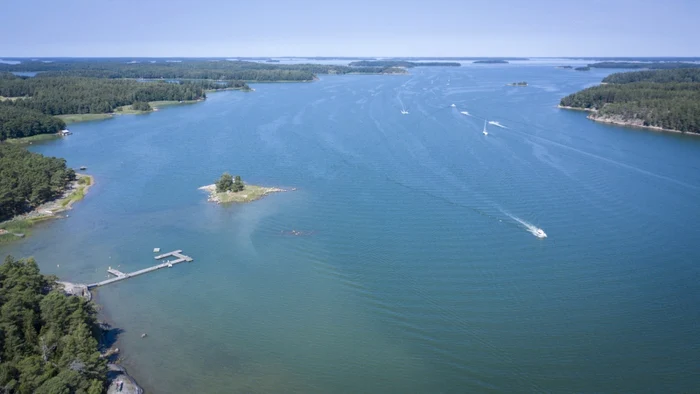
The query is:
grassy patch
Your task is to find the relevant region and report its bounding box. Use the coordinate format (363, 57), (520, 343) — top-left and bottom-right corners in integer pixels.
(5, 133), (61, 145)
(0, 218), (52, 244)
(60, 174), (92, 207)
(56, 113), (114, 124)
(215, 184), (282, 203)
(114, 105), (151, 115)
(148, 100), (199, 108)
(60, 186), (86, 208)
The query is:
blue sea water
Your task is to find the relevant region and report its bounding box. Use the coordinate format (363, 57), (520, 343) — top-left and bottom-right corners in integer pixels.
(3, 63), (700, 393)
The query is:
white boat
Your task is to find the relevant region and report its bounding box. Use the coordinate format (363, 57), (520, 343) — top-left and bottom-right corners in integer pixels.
(482, 120), (488, 136)
(400, 110), (409, 115)
(450, 103), (456, 107)
(534, 228), (547, 238)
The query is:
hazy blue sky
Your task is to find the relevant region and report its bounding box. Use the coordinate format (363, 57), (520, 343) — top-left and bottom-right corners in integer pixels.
(1, 0), (697, 57)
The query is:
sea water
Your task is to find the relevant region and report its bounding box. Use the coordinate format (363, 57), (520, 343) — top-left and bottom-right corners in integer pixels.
(3, 63), (700, 392)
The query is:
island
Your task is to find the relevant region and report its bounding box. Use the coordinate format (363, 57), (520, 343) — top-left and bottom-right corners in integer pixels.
(507, 81), (528, 86)
(556, 66), (574, 69)
(574, 66), (591, 71)
(559, 68), (700, 135)
(348, 60), (461, 67)
(200, 173), (287, 204)
(473, 59), (509, 64)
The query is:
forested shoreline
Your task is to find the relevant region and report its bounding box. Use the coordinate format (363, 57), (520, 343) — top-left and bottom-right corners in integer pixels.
(560, 69), (700, 134)
(0, 60), (406, 81)
(0, 73), (248, 140)
(588, 62), (700, 70)
(0, 144), (75, 221)
(0, 74), (211, 115)
(0, 59), (410, 141)
(0, 256), (107, 393)
(0, 105), (65, 140)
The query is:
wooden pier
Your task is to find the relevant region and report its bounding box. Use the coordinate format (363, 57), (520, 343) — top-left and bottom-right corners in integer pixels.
(87, 250), (193, 289)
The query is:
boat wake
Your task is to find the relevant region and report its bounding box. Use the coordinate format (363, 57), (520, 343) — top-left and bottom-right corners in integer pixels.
(460, 111), (471, 116)
(488, 121), (507, 128)
(501, 210), (547, 238)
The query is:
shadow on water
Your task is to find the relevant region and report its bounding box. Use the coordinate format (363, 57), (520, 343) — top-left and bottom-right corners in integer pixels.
(99, 322), (125, 353)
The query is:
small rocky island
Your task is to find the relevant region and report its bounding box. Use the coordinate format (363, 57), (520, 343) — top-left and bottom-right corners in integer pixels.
(200, 173), (287, 204)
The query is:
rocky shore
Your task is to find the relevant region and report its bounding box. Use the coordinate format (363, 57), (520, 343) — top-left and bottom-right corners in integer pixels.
(199, 183), (289, 204)
(58, 283), (145, 393)
(558, 105), (698, 136)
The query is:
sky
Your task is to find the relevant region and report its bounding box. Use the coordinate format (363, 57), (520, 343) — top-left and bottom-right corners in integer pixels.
(1, 0), (698, 57)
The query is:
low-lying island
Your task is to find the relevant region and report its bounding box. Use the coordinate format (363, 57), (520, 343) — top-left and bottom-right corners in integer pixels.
(200, 173), (288, 204)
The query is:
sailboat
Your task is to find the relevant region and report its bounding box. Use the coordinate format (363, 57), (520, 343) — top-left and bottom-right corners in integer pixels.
(482, 120), (488, 136)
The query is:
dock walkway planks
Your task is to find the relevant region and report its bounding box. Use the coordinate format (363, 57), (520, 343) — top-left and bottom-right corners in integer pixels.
(87, 250), (193, 289)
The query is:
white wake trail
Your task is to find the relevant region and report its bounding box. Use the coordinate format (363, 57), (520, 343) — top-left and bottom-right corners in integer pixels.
(488, 121), (508, 129)
(500, 209), (547, 238)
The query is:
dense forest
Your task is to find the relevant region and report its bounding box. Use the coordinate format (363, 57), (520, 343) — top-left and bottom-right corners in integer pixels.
(0, 60), (406, 81)
(0, 144), (75, 221)
(0, 105), (65, 140)
(602, 68), (700, 84)
(348, 60), (460, 67)
(560, 69), (700, 134)
(0, 74), (211, 115)
(588, 62), (700, 69)
(0, 256), (106, 393)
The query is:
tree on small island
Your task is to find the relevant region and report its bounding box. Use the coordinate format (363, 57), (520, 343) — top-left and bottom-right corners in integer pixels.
(216, 172), (245, 193)
(233, 175), (244, 192)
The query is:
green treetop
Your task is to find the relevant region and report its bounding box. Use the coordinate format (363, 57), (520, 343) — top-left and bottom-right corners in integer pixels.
(233, 175), (244, 192)
(216, 173), (245, 193)
(216, 173), (233, 193)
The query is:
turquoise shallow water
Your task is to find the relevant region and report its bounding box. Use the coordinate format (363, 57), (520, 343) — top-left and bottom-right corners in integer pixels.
(4, 63), (700, 393)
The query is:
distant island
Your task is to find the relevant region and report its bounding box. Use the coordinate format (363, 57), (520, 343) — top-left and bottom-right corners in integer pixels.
(473, 60), (509, 64)
(559, 68), (700, 135)
(507, 81), (528, 86)
(556, 66), (574, 69)
(574, 66), (591, 71)
(348, 60), (461, 68)
(200, 173), (287, 204)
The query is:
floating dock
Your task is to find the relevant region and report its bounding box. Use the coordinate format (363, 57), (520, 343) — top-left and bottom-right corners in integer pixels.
(87, 250), (193, 289)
